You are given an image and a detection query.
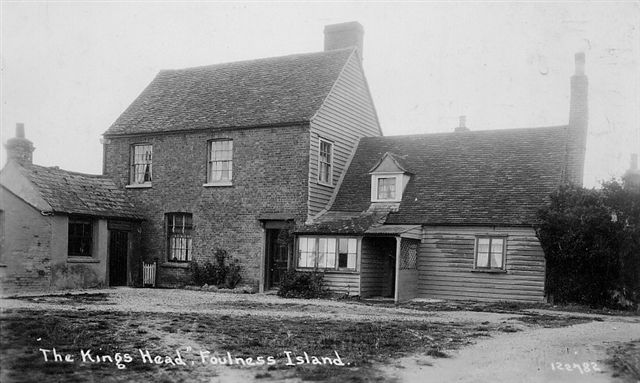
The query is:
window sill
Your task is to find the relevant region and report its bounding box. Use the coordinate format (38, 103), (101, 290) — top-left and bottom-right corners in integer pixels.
(470, 268), (507, 274)
(371, 199), (402, 203)
(126, 184), (152, 189)
(296, 268), (358, 274)
(317, 181), (334, 188)
(67, 257), (100, 264)
(203, 181), (233, 187)
(161, 262), (190, 269)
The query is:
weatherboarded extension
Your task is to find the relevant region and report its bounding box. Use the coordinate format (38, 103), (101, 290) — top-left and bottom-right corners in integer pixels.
(418, 226), (545, 302)
(322, 272), (360, 296)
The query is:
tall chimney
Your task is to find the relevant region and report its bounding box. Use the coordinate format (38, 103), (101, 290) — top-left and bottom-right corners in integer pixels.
(566, 52), (589, 185)
(454, 115), (469, 132)
(623, 153), (640, 189)
(5, 123), (35, 166)
(324, 21), (364, 60)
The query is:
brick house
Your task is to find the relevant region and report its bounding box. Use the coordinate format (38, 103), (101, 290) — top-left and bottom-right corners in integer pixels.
(295, 53), (589, 302)
(0, 125), (142, 294)
(102, 22), (381, 290)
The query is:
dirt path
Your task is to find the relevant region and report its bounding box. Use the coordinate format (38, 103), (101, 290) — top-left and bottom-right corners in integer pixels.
(383, 317), (640, 382)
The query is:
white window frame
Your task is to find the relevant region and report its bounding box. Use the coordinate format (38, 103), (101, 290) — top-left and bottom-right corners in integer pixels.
(473, 236), (507, 270)
(167, 213), (193, 262)
(317, 138), (334, 186)
(296, 236), (358, 271)
(128, 144), (153, 188)
(371, 173), (403, 202)
(205, 139), (233, 186)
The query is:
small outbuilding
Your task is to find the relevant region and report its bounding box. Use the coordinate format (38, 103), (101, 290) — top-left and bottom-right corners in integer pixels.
(0, 125), (143, 294)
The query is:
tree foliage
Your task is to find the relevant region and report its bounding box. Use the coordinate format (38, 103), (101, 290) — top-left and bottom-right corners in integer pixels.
(536, 180), (640, 309)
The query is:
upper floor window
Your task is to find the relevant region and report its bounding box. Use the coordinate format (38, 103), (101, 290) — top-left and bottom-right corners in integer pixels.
(68, 219), (93, 257)
(371, 174), (402, 202)
(167, 213), (193, 262)
(297, 236), (357, 271)
(369, 152), (411, 203)
(377, 177), (397, 200)
(207, 140), (233, 185)
(318, 138), (333, 186)
(475, 236), (505, 270)
(130, 144), (152, 186)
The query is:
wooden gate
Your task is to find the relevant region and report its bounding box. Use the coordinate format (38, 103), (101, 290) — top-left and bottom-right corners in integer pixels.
(143, 261), (157, 287)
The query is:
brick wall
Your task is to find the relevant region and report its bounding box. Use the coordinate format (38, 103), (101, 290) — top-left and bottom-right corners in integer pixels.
(103, 125), (311, 287)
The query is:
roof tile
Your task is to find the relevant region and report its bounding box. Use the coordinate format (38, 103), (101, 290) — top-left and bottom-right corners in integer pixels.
(105, 49), (355, 136)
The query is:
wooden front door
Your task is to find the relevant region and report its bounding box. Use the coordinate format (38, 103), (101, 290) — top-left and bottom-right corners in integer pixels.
(266, 228), (289, 289)
(109, 230), (128, 286)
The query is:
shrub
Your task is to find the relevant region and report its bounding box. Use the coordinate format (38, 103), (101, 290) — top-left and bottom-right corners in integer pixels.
(536, 181), (640, 309)
(277, 270), (327, 299)
(189, 249), (243, 289)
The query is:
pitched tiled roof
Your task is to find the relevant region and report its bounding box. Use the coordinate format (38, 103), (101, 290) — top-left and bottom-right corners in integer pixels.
(329, 126), (570, 226)
(105, 49), (355, 136)
(18, 165), (142, 219)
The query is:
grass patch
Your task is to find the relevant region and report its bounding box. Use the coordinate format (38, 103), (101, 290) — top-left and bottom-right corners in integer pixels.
(606, 339), (640, 382)
(9, 293), (112, 305)
(390, 299), (639, 317)
(0, 308), (491, 382)
(506, 314), (595, 328)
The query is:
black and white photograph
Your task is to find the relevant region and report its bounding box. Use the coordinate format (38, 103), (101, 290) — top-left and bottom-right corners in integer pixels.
(1, 2), (639, 382)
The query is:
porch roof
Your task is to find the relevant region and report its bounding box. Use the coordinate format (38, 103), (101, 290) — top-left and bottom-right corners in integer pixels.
(365, 225), (422, 239)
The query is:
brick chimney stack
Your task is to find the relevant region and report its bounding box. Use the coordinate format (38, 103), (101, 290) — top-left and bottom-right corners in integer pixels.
(324, 21), (364, 61)
(566, 52), (589, 185)
(623, 153), (640, 189)
(5, 123), (35, 166)
(454, 115), (470, 132)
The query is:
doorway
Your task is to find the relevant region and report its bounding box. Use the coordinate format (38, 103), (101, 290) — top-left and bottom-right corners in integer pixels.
(109, 230), (128, 286)
(265, 228), (290, 289)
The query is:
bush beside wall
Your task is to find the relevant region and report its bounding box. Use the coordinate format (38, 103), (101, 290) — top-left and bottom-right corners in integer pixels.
(537, 181), (640, 310)
(277, 270), (327, 299)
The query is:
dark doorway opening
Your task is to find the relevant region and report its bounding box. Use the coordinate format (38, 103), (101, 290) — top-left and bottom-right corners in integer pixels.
(265, 228), (290, 290)
(109, 230), (128, 286)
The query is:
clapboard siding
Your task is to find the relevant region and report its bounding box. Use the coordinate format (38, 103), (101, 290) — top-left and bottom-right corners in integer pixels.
(323, 272), (360, 295)
(360, 237), (395, 297)
(397, 270), (418, 302)
(418, 226), (545, 302)
(308, 52), (381, 218)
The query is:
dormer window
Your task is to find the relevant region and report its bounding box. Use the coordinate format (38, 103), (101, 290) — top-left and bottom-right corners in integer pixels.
(377, 177), (397, 200)
(369, 152), (411, 203)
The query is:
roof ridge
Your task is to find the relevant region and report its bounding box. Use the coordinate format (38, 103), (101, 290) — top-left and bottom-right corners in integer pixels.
(27, 164), (110, 179)
(162, 47), (356, 73)
(372, 125), (569, 140)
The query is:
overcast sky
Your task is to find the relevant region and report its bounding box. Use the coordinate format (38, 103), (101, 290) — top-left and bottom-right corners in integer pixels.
(1, 2), (638, 187)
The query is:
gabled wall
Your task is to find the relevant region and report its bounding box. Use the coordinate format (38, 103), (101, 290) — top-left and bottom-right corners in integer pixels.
(0, 187), (52, 293)
(0, 186), (111, 294)
(308, 52), (381, 218)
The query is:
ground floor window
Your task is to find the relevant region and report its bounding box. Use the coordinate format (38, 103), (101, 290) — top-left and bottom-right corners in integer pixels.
(68, 219), (93, 256)
(167, 213), (193, 262)
(474, 236), (506, 269)
(297, 236), (357, 271)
